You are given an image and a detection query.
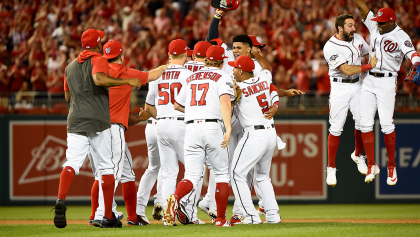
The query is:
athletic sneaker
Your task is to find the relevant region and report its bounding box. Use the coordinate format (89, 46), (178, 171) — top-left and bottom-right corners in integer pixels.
(230, 215), (243, 224)
(365, 165), (380, 183)
(175, 204), (190, 225)
(214, 218), (234, 227)
(208, 209), (217, 220)
(163, 194), (177, 227)
(191, 219), (206, 224)
(163, 219), (177, 226)
(326, 167), (337, 186)
(265, 214), (281, 224)
(92, 219), (101, 227)
(387, 167), (397, 186)
(115, 211), (124, 221)
(351, 151), (368, 175)
(88, 219), (93, 226)
(198, 200), (210, 216)
(127, 215), (150, 226)
(257, 207), (266, 216)
(53, 199), (67, 228)
(152, 202), (163, 220)
(100, 213), (123, 228)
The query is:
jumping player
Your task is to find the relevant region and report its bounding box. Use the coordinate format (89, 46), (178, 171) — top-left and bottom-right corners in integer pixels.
(353, 0), (420, 185)
(323, 14), (377, 186)
(54, 29), (142, 229)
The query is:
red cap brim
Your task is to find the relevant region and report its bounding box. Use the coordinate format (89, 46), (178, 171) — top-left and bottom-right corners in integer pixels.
(370, 16), (389, 22)
(97, 30), (105, 40)
(228, 61), (236, 67)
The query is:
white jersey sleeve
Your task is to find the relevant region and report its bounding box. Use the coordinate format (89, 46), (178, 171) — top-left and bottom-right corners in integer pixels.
(221, 42), (235, 75)
(362, 11), (378, 34)
(146, 80), (158, 106)
(323, 42), (347, 70)
(218, 74), (235, 99)
(397, 32), (417, 60)
(253, 59), (263, 76)
(358, 34), (371, 57)
(175, 84), (187, 107)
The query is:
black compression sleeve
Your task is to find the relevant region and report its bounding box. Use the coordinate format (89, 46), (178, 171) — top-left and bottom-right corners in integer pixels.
(207, 17), (220, 41)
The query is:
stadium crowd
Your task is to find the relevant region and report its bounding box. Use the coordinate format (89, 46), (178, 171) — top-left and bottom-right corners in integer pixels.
(1, 0), (420, 111)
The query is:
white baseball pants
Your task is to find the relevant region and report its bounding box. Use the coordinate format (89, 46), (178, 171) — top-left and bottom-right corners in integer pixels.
(156, 119), (186, 208)
(137, 121), (163, 216)
(360, 75), (396, 134)
(231, 127), (279, 223)
(329, 80), (362, 136)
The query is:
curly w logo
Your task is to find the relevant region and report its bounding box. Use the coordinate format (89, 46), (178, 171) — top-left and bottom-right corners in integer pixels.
(384, 40), (398, 53)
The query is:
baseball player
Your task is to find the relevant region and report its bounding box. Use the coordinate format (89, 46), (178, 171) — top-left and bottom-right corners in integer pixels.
(353, 0), (420, 185)
(88, 40), (167, 226)
(144, 39), (194, 225)
(184, 41), (212, 72)
(165, 45), (235, 227)
(323, 14), (377, 186)
(54, 29), (143, 229)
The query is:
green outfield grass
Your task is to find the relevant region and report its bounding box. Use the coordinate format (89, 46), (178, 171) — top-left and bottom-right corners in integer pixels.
(0, 204), (419, 237)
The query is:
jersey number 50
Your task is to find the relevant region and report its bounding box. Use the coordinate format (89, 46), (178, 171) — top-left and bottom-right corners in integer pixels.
(158, 83), (182, 105)
(190, 83), (209, 106)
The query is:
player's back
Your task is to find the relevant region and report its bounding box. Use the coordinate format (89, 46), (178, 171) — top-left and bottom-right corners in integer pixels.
(184, 61), (205, 72)
(151, 65), (193, 118)
(179, 67), (233, 121)
(236, 70), (274, 128)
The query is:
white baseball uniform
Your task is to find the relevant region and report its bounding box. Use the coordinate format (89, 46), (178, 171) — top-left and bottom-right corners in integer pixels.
(323, 33), (370, 136)
(361, 11), (419, 134)
(231, 69), (280, 224)
(136, 117), (163, 216)
(184, 61), (205, 72)
(145, 64), (193, 212)
(175, 66), (234, 189)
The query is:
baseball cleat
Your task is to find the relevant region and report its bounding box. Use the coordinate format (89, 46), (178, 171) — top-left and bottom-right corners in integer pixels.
(152, 202), (164, 220)
(387, 167), (397, 186)
(92, 219), (101, 227)
(230, 215), (243, 224)
(163, 194), (177, 227)
(115, 211), (124, 221)
(127, 215), (150, 226)
(100, 213), (123, 228)
(326, 167), (337, 186)
(257, 207), (266, 216)
(175, 203), (191, 225)
(351, 151), (368, 175)
(53, 199), (67, 228)
(365, 165), (380, 183)
(214, 218), (234, 227)
(264, 214), (281, 224)
(191, 219), (206, 224)
(208, 209), (217, 220)
(88, 219), (93, 226)
(163, 219), (177, 226)
(198, 200), (211, 217)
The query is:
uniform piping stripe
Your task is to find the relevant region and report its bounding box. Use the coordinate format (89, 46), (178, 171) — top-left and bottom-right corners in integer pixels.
(328, 40), (353, 64)
(379, 37), (385, 71)
(125, 150), (135, 177)
(115, 126), (123, 178)
(232, 132), (254, 222)
(241, 78), (260, 85)
(109, 129), (116, 172)
(404, 50), (415, 59)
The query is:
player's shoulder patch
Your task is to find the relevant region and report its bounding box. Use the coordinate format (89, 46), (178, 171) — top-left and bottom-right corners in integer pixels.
(226, 81), (233, 88)
(405, 40), (413, 48)
(329, 54), (339, 62)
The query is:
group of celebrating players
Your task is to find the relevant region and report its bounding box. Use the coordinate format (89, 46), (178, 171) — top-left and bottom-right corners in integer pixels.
(52, 0), (420, 229)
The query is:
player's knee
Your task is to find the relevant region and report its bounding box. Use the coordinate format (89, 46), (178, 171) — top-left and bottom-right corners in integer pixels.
(381, 124), (395, 134)
(63, 165), (78, 175)
(329, 128), (342, 137)
(360, 124), (373, 133)
(256, 176), (271, 183)
(214, 173), (230, 184)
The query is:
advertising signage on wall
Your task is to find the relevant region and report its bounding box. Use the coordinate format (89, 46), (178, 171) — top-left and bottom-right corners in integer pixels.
(9, 120), (327, 201)
(375, 120), (420, 199)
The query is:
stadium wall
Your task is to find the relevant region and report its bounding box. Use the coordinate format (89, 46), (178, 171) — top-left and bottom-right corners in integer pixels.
(0, 114), (419, 205)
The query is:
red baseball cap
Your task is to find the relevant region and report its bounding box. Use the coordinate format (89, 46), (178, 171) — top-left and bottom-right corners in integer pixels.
(193, 41), (212, 56)
(169, 39), (188, 55)
(371, 8), (396, 22)
(81, 29), (105, 49)
(211, 0), (240, 10)
(103, 40), (123, 59)
(206, 46), (228, 61)
(228, 55), (255, 72)
(248, 35), (266, 48)
(187, 48), (193, 57)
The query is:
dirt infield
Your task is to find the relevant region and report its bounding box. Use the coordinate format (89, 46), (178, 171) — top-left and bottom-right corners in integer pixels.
(1, 219), (420, 225)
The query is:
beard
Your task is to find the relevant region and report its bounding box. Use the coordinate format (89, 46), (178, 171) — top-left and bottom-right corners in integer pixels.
(343, 31), (355, 42)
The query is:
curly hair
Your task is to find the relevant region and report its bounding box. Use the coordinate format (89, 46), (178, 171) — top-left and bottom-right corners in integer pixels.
(204, 58), (224, 67)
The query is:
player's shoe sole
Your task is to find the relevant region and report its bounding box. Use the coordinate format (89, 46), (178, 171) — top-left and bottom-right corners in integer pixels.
(53, 199), (67, 228)
(257, 207), (266, 216)
(351, 151), (368, 175)
(152, 203), (163, 220)
(175, 204), (190, 225)
(164, 195), (177, 227)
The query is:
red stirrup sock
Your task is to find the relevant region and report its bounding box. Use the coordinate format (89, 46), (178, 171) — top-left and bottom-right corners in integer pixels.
(384, 131), (396, 168)
(89, 180), (99, 220)
(215, 182), (229, 219)
(102, 175), (115, 219)
(123, 181), (138, 223)
(328, 134), (340, 168)
(174, 179), (194, 204)
(57, 166), (75, 201)
(362, 132), (376, 167)
(354, 130), (364, 156)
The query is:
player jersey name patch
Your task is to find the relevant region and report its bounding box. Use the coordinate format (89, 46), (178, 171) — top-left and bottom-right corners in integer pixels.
(186, 72), (222, 84)
(242, 81), (269, 97)
(162, 71), (181, 80)
(384, 40), (398, 53)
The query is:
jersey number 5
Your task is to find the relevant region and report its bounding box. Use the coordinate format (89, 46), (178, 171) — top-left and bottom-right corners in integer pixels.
(190, 83), (209, 106)
(256, 93), (269, 113)
(158, 83), (182, 105)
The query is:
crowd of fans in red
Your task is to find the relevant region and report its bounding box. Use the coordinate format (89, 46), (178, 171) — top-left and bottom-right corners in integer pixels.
(1, 0), (420, 111)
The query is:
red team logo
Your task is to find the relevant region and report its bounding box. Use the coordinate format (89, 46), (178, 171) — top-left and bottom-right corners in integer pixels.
(383, 40), (398, 53)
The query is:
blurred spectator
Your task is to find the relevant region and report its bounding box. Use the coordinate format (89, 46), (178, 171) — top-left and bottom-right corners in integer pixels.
(30, 60), (48, 93)
(8, 57), (29, 92)
(316, 63), (331, 96)
(46, 69), (64, 97)
(14, 81), (33, 110)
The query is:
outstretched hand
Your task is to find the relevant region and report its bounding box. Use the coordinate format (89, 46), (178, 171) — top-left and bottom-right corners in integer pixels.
(286, 89), (305, 97)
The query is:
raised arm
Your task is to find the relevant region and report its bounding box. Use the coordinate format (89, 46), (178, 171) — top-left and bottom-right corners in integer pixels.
(252, 46), (272, 72)
(207, 9), (226, 41)
(93, 72), (142, 89)
(147, 64), (168, 82)
(353, 0), (370, 20)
